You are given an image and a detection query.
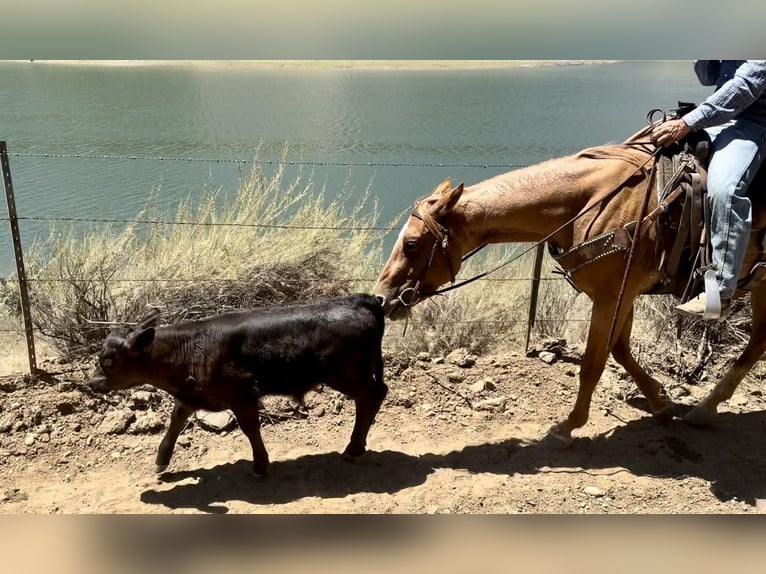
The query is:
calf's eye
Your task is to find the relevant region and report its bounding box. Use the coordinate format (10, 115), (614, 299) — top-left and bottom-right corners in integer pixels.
(102, 358), (114, 369)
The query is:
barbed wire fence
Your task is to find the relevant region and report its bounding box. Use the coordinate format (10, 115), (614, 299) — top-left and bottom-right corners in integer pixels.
(1, 143), (605, 375)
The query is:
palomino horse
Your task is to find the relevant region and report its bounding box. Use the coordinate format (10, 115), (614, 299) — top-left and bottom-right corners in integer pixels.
(373, 132), (766, 445)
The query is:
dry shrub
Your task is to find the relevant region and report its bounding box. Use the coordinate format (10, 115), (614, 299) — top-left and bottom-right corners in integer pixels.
(383, 244), (573, 355)
(23, 149), (382, 359)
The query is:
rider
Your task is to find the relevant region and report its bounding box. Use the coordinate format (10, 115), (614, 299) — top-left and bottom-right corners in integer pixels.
(650, 60), (766, 319)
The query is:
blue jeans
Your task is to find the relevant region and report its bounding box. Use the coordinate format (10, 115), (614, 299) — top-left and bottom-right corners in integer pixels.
(705, 118), (766, 299)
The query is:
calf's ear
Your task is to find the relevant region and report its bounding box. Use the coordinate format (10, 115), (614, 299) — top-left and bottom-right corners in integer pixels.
(126, 327), (155, 351)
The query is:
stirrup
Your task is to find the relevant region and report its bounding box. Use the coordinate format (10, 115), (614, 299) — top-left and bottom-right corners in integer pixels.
(702, 269), (722, 320)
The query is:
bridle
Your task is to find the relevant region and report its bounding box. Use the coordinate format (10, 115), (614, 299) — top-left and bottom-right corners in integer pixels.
(394, 205), (457, 308)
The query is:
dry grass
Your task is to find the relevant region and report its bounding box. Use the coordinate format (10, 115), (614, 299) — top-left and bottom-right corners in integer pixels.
(385, 244), (578, 355)
(9, 150), (384, 359)
(0, 152), (754, 370)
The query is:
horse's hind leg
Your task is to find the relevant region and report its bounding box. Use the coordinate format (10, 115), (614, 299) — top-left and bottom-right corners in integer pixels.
(686, 281), (766, 425)
(610, 306), (675, 418)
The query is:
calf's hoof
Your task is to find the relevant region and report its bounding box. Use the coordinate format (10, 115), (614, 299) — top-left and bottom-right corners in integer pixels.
(155, 464), (169, 474)
(252, 459), (269, 478)
(342, 444), (366, 461)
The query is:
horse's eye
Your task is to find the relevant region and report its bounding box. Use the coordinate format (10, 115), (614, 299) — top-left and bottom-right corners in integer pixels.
(403, 239), (419, 253)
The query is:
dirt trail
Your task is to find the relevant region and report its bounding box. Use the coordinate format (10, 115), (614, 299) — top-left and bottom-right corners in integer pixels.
(1, 342), (765, 514)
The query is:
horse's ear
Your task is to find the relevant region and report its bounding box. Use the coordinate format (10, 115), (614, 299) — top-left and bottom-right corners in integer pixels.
(431, 178), (452, 197)
(433, 182), (464, 215)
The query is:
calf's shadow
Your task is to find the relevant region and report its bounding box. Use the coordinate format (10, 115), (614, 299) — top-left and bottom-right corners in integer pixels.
(140, 409), (766, 513)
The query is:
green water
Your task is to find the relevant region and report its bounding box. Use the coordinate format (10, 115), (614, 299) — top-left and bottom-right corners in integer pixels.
(0, 60), (710, 275)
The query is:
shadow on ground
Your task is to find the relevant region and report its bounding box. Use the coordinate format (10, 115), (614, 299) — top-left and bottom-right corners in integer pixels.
(140, 409), (766, 513)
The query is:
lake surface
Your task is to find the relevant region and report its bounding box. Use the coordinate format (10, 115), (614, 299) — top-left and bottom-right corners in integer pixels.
(0, 60), (711, 275)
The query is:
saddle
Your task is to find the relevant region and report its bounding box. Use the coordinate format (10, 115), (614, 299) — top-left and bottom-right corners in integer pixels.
(648, 102), (766, 308)
(551, 101), (766, 314)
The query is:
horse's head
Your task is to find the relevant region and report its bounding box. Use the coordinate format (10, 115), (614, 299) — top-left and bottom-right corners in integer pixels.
(374, 178), (466, 319)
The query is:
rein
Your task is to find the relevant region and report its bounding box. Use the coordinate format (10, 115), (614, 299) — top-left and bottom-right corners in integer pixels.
(397, 144), (663, 308)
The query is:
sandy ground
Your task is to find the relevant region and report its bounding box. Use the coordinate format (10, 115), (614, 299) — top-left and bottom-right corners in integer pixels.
(1, 338), (765, 514)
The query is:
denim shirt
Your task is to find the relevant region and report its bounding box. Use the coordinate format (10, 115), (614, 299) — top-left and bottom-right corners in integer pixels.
(682, 60), (766, 129)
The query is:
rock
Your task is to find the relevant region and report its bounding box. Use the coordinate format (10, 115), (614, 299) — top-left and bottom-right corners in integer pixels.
(2, 488), (28, 503)
(469, 379), (496, 394)
(730, 394), (748, 407)
(445, 348), (476, 368)
(393, 396), (414, 409)
(584, 486), (606, 497)
(177, 435), (192, 448)
(416, 352), (431, 362)
(447, 373), (465, 384)
(469, 381), (487, 394)
(539, 351), (557, 365)
(55, 402), (76, 416)
(24, 433), (37, 446)
(193, 410), (236, 433)
(97, 409), (136, 435)
(0, 412), (17, 433)
(130, 390), (154, 406)
(128, 412), (165, 434)
(474, 397), (507, 412)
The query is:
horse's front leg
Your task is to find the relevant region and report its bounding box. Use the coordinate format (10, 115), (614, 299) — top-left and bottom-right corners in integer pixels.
(610, 305), (675, 418)
(547, 296), (632, 445)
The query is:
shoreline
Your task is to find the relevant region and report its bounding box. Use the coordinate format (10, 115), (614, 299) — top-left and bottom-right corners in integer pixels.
(13, 59), (622, 70)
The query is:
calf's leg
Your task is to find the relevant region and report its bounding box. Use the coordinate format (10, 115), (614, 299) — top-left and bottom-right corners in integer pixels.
(156, 399), (195, 473)
(343, 361), (387, 459)
(230, 403), (270, 476)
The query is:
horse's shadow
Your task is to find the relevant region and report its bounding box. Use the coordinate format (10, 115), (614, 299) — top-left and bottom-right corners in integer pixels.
(140, 409), (766, 513)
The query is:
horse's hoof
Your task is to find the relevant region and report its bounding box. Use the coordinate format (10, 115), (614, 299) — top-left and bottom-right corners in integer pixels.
(652, 402), (679, 423)
(684, 406), (716, 427)
(540, 425), (573, 449)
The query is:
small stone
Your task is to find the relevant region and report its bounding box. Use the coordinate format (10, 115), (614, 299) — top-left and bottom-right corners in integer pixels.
(130, 390), (154, 405)
(539, 351), (557, 365)
(445, 348), (476, 368)
(584, 486), (606, 497)
(0, 412), (17, 433)
(730, 394), (748, 407)
(313, 406), (326, 417)
(474, 397), (507, 412)
(24, 433), (37, 446)
(416, 352), (431, 362)
(177, 435), (192, 448)
(193, 410), (236, 433)
(97, 409), (136, 435)
(128, 412), (165, 434)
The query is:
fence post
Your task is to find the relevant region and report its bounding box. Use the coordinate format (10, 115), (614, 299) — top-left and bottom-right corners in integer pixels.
(1, 141), (38, 375)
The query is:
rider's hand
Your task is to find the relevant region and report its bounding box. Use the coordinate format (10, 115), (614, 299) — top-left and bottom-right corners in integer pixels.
(650, 118), (692, 147)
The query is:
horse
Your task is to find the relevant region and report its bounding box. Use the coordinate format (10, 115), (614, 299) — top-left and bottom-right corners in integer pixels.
(373, 128), (766, 445)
